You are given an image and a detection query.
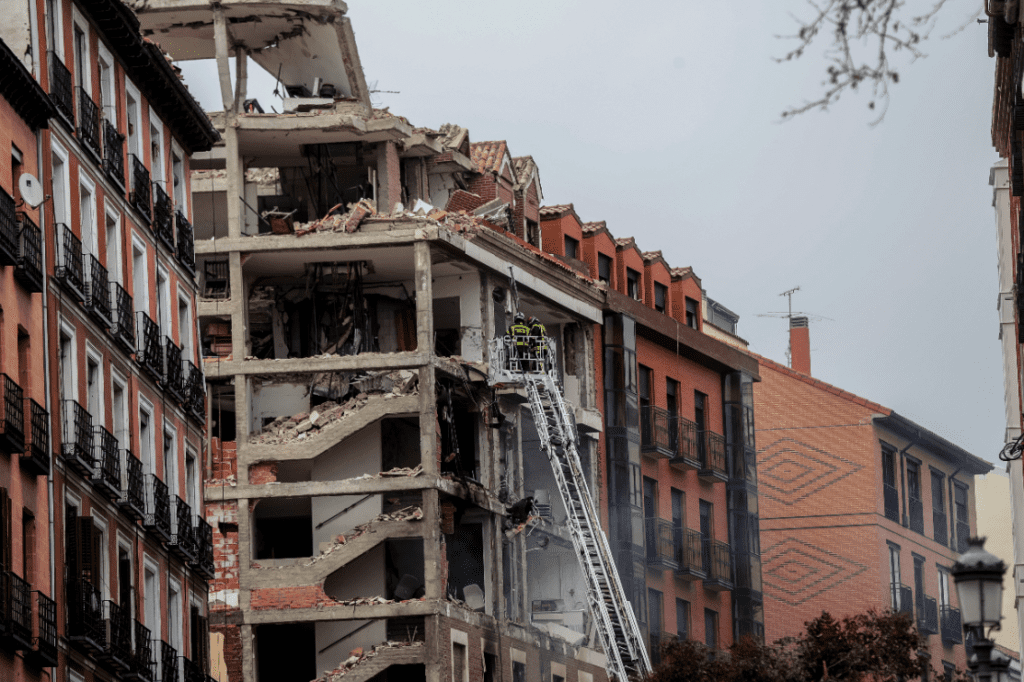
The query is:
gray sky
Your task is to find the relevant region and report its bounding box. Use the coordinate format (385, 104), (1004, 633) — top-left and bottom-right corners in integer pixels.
(180, 0), (1005, 462)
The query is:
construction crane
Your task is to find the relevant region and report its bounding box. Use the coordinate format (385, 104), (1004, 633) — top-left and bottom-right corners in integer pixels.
(488, 333), (652, 682)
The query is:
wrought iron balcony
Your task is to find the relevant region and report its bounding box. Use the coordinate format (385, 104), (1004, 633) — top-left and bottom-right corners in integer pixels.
(645, 517), (678, 570)
(110, 283), (135, 354)
(153, 184), (174, 251)
(933, 509), (948, 547)
(20, 398), (49, 477)
(47, 53), (74, 126)
(956, 521), (970, 553)
(0, 571), (32, 650)
(92, 426), (121, 502)
(161, 640), (179, 682)
(85, 254), (112, 326)
(883, 482), (900, 523)
(185, 361), (205, 425)
(670, 416), (701, 472)
(15, 213), (44, 293)
(144, 474), (172, 543)
(908, 496), (924, 535)
(77, 88), (101, 160)
(940, 605), (962, 643)
(0, 374), (25, 455)
(701, 539), (733, 591)
(120, 450), (146, 522)
(176, 211), (196, 277)
(171, 496), (196, 561)
(124, 621), (155, 682)
(130, 155), (151, 222)
(164, 338), (185, 402)
(697, 430), (728, 482)
(136, 312), (163, 382)
(193, 516), (215, 580)
(67, 577), (104, 654)
(27, 591), (58, 667)
(55, 223), (85, 301)
(640, 406), (674, 459)
(918, 595), (938, 635)
(0, 185), (17, 266)
(62, 400), (94, 476)
(673, 527), (707, 581)
(182, 654), (205, 682)
(892, 584), (913, 616)
(103, 120), (125, 189)
(100, 600), (132, 672)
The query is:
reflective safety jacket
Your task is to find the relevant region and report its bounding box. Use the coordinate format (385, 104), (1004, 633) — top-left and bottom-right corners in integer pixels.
(530, 323), (547, 346)
(508, 324), (531, 345)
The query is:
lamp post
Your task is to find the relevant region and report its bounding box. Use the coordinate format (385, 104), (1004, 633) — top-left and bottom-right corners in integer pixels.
(952, 537), (1008, 682)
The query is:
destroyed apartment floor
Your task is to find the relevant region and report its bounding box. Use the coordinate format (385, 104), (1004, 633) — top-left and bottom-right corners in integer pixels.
(313, 641), (425, 682)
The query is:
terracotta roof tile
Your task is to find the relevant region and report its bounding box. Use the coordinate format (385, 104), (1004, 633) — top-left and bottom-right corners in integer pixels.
(540, 204), (575, 219)
(582, 221), (606, 234)
(470, 140), (507, 174)
(641, 250), (663, 261)
(614, 237), (636, 248)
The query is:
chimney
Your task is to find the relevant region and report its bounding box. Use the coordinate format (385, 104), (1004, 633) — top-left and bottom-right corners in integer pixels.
(789, 316), (811, 375)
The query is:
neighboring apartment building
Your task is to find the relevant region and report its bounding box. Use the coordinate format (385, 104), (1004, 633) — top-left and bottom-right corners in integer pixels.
(754, 321), (990, 675)
(0, 1), (219, 682)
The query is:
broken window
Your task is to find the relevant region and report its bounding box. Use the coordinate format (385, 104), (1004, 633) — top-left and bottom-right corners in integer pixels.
(438, 385), (478, 480)
(255, 624), (315, 682)
(562, 325), (577, 376)
(446, 522), (484, 604)
(433, 297), (461, 357)
(526, 219), (539, 247)
(627, 269), (641, 301)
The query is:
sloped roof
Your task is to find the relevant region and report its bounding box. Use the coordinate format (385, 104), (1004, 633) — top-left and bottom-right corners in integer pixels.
(582, 221), (606, 234)
(470, 140), (508, 175)
(540, 204), (580, 221)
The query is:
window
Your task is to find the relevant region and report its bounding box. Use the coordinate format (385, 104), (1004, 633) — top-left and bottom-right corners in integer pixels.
(178, 291), (193, 361)
(90, 515), (109, 597)
(942, 662), (955, 682)
(452, 641), (467, 682)
(913, 554), (925, 619)
(906, 459), (924, 534)
(564, 235), (579, 260)
(105, 209), (122, 283)
(144, 558), (161, 641)
(190, 601), (210, 670)
(132, 237), (149, 315)
(525, 219), (539, 247)
(72, 21), (87, 91)
(931, 470), (947, 546)
(139, 399), (155, 474)
(157, 267), (171, 335)
(627, 268), (640, 300)
(643, 477), (657, 562)
(671, 488), (684, 565)
(954, 482), (969, 552)
(150, 119), (165, 184)
(85, 349), (102, 423)
(675, 598), (690, 640)
(44, 0), (63, 59)
(598, 254), (612, 285)
(666, 379), (679, 451)
(882, 443), (899, 522)
(168, 579), (183, 654)
(648, 589), (663, 665)
(80, 175), (97, 255)
(97, 45), (116, 122)
(0, 488), (12, 575)
(512, 661), (526, 682)
(117, 542), (132, 611)
(172, 149), (185, 211)
(699, 500), (713, 573)
(58, 324), (76, 402)
(639, 365), (652, 445)
(704, 609), (718, 649)
(685, 298), (699, 329)
(163, 425), (177, 493)
(186, 448), (199, 513)
(889, 543), (903, 610)
(51, 143), (69, 225)
(654, 283), (667, 313)
(694, 391), (707, 461)
(126, 87), (141, 159)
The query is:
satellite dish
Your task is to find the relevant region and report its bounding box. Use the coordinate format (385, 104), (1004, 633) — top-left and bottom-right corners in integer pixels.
(18, 174), (43, 209)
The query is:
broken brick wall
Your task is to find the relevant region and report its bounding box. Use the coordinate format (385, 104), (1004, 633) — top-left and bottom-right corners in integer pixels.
(210, 623), (244, 682)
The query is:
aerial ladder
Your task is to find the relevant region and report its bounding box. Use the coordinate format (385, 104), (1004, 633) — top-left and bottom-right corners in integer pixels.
(488, 333), (652, 682)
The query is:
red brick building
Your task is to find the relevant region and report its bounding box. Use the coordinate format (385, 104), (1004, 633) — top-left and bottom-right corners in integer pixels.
(754, 325), (990, 677)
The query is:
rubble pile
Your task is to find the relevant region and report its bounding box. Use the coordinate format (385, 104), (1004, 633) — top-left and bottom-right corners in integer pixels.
(312, 641), (424, 682)
(307, 505), (423, 566)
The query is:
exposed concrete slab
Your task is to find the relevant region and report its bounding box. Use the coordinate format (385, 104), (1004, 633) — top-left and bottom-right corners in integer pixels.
(325, 643), (425, 682)
(197, 298), (239, 318)
(244, 596), (437, 624)
(194, 227), (433, 255)
(207, 473), (440, 501)
(202, 351), (427, 378)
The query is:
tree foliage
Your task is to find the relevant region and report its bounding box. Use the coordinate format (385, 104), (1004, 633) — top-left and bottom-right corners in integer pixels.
(646, 609), (970, 682)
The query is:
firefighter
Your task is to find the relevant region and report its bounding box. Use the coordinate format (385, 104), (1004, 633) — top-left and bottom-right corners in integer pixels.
(506, 312), (531, 370)
(528, 315), (549, 371)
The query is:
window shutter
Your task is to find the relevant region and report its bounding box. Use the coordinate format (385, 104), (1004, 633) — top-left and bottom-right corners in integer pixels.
(190, 605), (210, 670)
(0, 488), (11, 572)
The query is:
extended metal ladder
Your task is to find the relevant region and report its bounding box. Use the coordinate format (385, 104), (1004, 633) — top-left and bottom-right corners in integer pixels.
(489, 338), (652, 681)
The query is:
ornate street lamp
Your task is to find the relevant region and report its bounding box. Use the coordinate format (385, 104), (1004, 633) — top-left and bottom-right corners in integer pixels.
(953, 537), (1008, 682)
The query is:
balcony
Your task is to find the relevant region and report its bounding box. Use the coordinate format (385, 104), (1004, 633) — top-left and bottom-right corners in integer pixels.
(184, 361), (206, 425)
(26, 591), (58, 668)
(697, 431), (728, 483)
(61, 400), (94, 477)
(645, 517), (678, 570)
(85, 254), (112, 327)
(77, 88), (101, 161)
(15, 213), (44, 292)
(0, 185), (17, 266)
(124, 621), (155, 682)
(940, 606), (962, 644)
(20, 399), (49, 477)
(908, 496), (924, 535)
(130, 155), (151, 222)
(701, 539), (733, 591)
(0, 571), (32, 650)
(0, 374), (25, 455)
(956, 521), (970, 553)
(164, 339), (185, 402)
(92, 426), (121, 502)
(110, 283), (135, 354)
(153, 184), (174, 251)
(136, 312), (163, 382)
(170, 496), (196, 561)
(670, 416), (701, 472)
(144, 474), (172, 544)
(47, 53), (74, 126)
(103, 120), (125, 190)
(67, 577), (104, 654)
(194, 516), (215, 580)
(182, 655), (205, 682)
(883, 483), (899, 523)
(892, 584), (913, 616)
(673, 527), (707, 581)
(120, 450), (146, 522)
(161, 641), (179, 682)
(55, 223), (85, 302)
(100, 600), (132, 672)
(640, 406), (674, 459)
(918, 595), (938, 635)
(933, 509), (948, 547)
(176, 212), (196, 277)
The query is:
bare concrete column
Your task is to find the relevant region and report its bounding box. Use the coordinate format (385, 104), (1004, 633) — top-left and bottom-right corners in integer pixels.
(414, 241), (432, 354)
(212, 8), (234, 112)
(377, 141), (401, 214)
(424, 614), (442, 682)
(239, 623), (255, 682)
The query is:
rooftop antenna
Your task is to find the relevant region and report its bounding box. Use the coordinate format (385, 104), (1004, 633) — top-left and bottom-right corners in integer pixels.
(756, 287), (833, 367)
(780, 286), (800, 321)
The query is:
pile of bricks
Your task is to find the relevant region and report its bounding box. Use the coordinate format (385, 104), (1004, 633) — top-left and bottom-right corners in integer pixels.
(312, 641), (425, 682)
(307, 504), (423, 566)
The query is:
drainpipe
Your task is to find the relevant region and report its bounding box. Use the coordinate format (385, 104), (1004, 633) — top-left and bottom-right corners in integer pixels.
(36, 126), (56, 599)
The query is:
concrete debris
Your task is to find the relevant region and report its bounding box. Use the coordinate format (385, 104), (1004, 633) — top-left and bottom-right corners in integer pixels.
(306, 506), (424, 566)
(191, 167), (280, 185)
(311, 641), (424, 682)
(294, 199), (376, 236)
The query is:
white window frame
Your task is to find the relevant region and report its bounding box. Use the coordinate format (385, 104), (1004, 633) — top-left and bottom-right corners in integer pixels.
(97, 41), (116, 123)
(104, 202), (122, 283)
(185, 445), (200, 516)
(71, 7), (91, 95)
(171, 141), (187, 215)
(111, 369), (128, 447)
(177, 286), (193, 362)
(150, 116), (165, 184)
(91, 513), (109, 598)
(79, 171), (98, 256)
(132, 232), (149, 316)
(168, 577), (183, 654)
(51, 141), (70, 225)
(157, 265), (171, 336)
(139, 396), (155, 475)
(163, 421), (178, 495)
(58, 317), (77, 403)
(126, 81), (143, 160)
(85, 343), (104, 426)
(143, 555), (161, 642)
(45, 0), (65, 60)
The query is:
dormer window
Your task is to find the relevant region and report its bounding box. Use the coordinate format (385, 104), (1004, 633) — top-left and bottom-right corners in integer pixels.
(564, 236), (579, 260)
(685, 298), (699, 329)
(598, 254), (612, 285)
(627, 269), (641, 301)
(654, 283), (667, 313)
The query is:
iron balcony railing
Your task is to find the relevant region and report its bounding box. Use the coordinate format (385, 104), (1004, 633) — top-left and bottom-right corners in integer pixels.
(933, 508), (948, 547)
(136, 312), (163, 382)
(918, 595), (938, 635)
(85, 254), (112, 326)
(698, 430), (728, 482)
(121, 450), (146, 522)
(941, 606), (962, 643)
(103, 120), (125, 189)
(153, 184), (174, 250)
(640, 405), (673, 458)
(908, 496), (925, 535)
(185, 361), (205, 424)
(161, 640), (179, 682)
(130, 154), (151, 222)
(194, 516), (215, 580)
(55, 223), (85, 301)
(62, 400), (94, 476)
(29, 591), (58, 667)
(673, 527), (706, 580)
(176, 212), (196, 277)
(125, 621), (155, 682)
(645, 517), (678, 570)
(111, 283), (135, 354)
(21, 398), (49, 477)
(101, 600), (132, 672)
(145, 474), (172, 543)
(2, 571), (32, 650)
(164, 339), (185, 402)
(67, 577), (104, 654)
(701, 539), (733, 591)
(16, 212), (44, 293)
(0, 374), (25, 456)
(0, 185), (17, 266)
(171, 496), (196, 561)
(670, 416), (701, 472)
(182, 655), (204, 682)
(892, 584), (913, 616)
(883, 483), (900, 523)
(956, 521), (970, 553)
(77, 88), (101, 160)
(92, 426), (121, 502)
(47, 53), (74, 125)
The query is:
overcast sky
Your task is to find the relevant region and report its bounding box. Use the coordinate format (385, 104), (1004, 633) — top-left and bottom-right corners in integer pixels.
(180, 0), (1005, 462)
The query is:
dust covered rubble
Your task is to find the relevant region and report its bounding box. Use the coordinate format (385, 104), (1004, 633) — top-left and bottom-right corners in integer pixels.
(306, 505), (424, 566)
(312, 641), (425, 682)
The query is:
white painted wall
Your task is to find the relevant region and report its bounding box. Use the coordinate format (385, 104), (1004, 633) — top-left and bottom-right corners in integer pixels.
(311, 423), (382, 549)
(250, 382), (308, 432)
(316, 546), (387, 671)
(433, 272), (483, 362)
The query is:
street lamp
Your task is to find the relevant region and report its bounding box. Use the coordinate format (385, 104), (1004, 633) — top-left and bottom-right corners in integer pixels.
(953, 537), (1008, 682)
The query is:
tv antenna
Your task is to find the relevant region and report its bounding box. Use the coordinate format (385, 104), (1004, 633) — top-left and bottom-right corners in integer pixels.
(756, 286), (833, 323)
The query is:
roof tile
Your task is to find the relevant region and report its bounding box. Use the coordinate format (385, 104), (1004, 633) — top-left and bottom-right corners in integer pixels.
(470, 140), (507, 174)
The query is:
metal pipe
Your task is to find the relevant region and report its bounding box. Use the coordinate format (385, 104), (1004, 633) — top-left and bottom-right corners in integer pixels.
(37, 126), (56, 600)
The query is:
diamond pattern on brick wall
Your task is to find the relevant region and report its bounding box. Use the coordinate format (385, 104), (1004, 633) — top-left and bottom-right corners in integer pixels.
(762, 537), (868, 606)
(758, 436), (863, 505)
